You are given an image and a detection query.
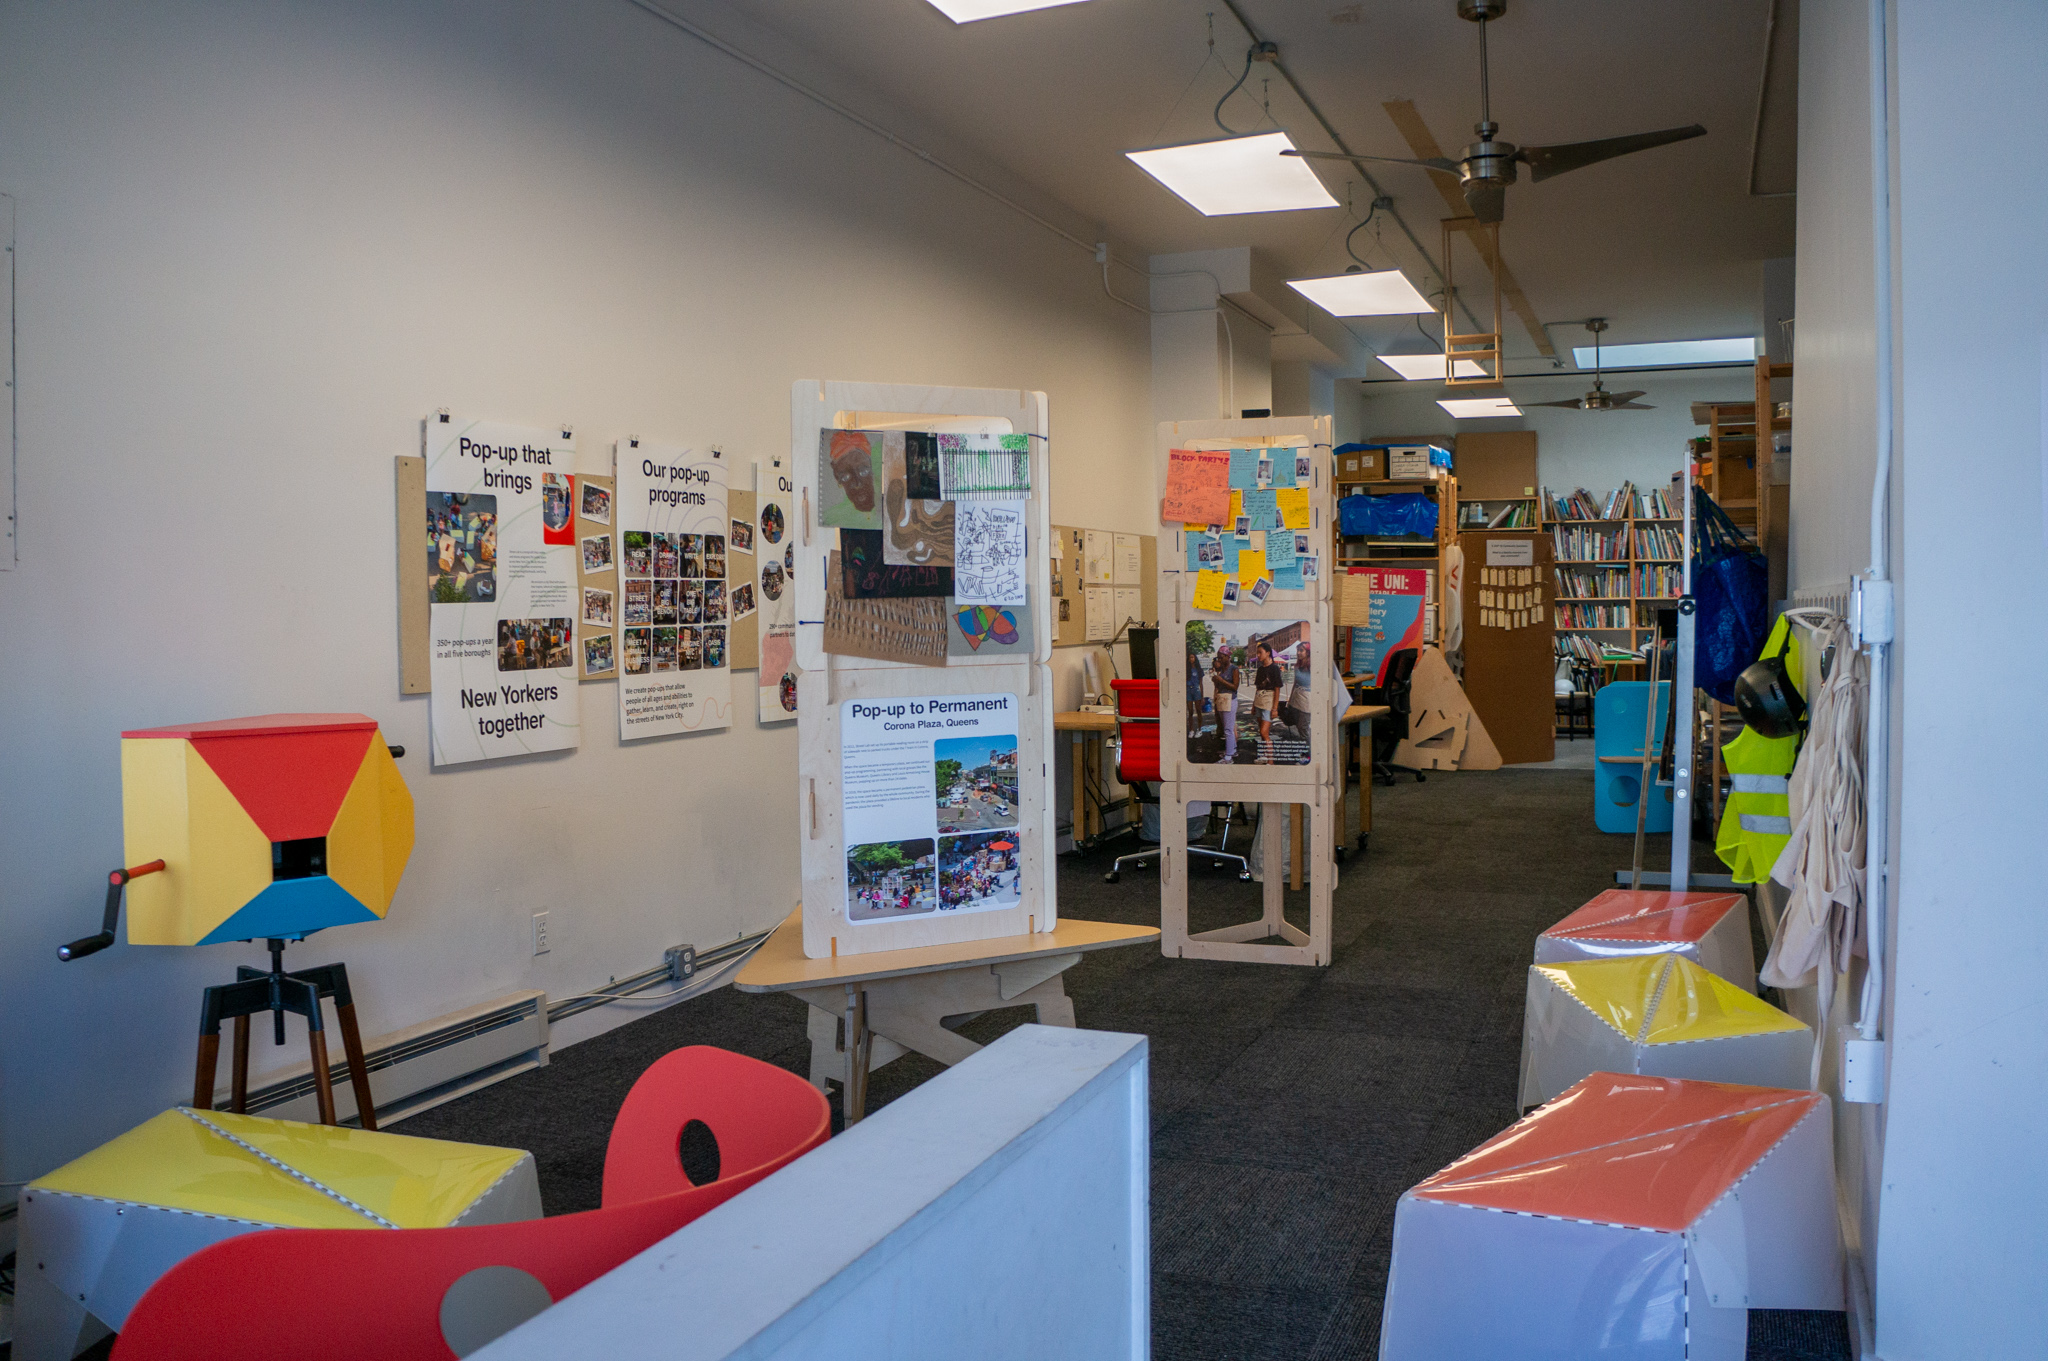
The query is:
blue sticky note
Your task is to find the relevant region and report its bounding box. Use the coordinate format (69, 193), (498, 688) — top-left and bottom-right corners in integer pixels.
(1265, 530), (1297, 564)
(1220, 536), (1241, 573)
(1228, 448), (1260, 490)
(1242, 488), (1280, 530)
(1270, 449), (1298, 488)
(1186, 532), (1227, 571)
(1271, 561), (1306, 592)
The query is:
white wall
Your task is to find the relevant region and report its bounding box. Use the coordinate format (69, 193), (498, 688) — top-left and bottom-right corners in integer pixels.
(0, 0), (1153, 1182)
(1877, 1), (2048, 1355)
(1338, 370), (1755, 493)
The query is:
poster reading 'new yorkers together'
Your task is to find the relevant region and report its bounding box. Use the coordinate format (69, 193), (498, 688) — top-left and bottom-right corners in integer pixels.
(841, 693), (1021, 925)
(615, 439), (732, 739)
(425, 414), (580, 765)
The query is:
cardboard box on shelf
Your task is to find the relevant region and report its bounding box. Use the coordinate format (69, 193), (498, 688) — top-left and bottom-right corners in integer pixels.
(1337, 447), (1386, 481)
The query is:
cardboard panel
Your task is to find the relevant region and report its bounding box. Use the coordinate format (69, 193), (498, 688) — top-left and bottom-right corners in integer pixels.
(1452, 430), (1539, 501)
(395, 455), (429, 694)
(728, 486), (759, 671)
(1050, 524), (1087, 647)
(574, 471), (618, 681)
(1460, 529), (1556, 765)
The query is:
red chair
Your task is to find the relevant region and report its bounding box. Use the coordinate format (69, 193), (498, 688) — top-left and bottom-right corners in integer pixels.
(112, 1047), (830, 1361)
(1103, 679), (1249, 883)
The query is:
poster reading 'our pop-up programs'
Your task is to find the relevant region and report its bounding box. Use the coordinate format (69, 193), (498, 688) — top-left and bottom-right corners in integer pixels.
(425, 414), (580, 765)
(841, 693), (1021, 926)
(615, 439), (732, 739)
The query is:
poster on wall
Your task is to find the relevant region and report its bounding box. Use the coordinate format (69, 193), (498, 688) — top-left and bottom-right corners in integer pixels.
(1347, 567), (1431, 685)
(1183, 618), (1313, 767)
(424, 413), (581, 765)
(841, 693), (1021, 924)
(614, 438), (732, 739)
(756, 461), (797, 724)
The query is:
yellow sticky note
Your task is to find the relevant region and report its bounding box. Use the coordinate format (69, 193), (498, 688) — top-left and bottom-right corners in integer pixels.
(1229, 490), (1245, 523)
(1184, 522), (1208, 532)
(1237, 549), (1268, 588)
(1192, 569), (1226, 612)
(1275, 487), (1311, 529)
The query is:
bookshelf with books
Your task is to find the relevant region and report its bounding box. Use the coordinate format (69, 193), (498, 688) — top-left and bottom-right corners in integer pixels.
(1540, 479), (1684, 667)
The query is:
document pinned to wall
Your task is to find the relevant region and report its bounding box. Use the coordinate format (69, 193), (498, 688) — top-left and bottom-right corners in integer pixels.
(1083, 585), (1114, 640)
(1113, 533), (1142, 585)
(952, 501), (1028, 607)
(424, 413), (581, 766)
(1083, 530), (1113, 584)
(1160, 447), (1230, 525)
(1486, 538), (1535, 567)
(614, 438), (733, 739)
(1112, 587), (1142, 634)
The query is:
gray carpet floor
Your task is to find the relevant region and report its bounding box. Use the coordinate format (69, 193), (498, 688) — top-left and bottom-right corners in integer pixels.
(401, 764), (1851, 1361)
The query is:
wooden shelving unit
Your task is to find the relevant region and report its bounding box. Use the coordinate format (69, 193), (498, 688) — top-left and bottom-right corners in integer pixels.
(1333, 471), (1459, 656)
(1543, 484), (1683, 670)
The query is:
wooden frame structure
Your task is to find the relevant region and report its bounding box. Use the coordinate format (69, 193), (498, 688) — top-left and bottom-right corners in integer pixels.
(1442, 217), (1503, 387)
(1155, 415), (1336, 967)
(791, 381), (1056, 960)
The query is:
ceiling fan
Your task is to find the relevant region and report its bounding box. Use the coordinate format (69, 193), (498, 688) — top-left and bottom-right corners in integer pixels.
(1283, 0), (1706, 224)
(1529, 319), (1653, 411)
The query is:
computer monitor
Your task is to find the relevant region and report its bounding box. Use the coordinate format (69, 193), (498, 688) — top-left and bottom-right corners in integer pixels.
(1127, 627), (1159, 681)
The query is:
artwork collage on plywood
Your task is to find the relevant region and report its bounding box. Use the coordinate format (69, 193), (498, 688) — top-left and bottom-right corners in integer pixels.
(818, 428), (1033, 665)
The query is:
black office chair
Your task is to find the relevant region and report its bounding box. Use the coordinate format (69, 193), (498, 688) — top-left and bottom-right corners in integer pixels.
(1555, 661), (1597, 740)
(1358, 647), (1425, 785)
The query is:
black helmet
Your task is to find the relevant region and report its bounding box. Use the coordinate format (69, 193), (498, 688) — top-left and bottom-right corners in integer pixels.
(1734, 630), (1805, 738)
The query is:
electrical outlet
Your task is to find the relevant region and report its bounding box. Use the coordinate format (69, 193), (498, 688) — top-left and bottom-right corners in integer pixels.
(532, 912), (550, 956)
(664, 944), (696, 983)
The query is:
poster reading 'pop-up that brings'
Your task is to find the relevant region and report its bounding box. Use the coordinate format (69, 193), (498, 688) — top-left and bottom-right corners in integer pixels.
(841, 693), (1021, 927)
(615, 439), (732, 739)
(425, 414), (581, 766)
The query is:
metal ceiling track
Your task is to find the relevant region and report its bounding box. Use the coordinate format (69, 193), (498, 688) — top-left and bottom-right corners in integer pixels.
(1212, 0), (1485, 339)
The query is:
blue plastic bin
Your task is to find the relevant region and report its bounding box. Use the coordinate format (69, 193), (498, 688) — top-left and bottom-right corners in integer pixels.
(1593, 681), (1675, 833)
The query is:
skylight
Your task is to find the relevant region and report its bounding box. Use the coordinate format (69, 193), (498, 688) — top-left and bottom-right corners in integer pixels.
(1377, 353), (1491, 382)
(925, 0), (1092, 20)
(1437, 396), (1523, 419)
(1286, 270), (1434, 317)
(1125, 132), (1340, 216)
(1571, 337), (1756, 369)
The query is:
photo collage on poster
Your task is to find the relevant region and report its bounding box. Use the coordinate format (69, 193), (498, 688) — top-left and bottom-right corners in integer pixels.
(1183, 618), (1314, 767)
(619, 527), (728, 677)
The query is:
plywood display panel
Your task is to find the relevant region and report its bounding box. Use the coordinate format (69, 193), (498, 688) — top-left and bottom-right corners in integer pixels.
(1453, 430), (1539, 501)
(790, 380), (1054, 960)
(573, 472), (618, 681)
(727, 486), (758, 672)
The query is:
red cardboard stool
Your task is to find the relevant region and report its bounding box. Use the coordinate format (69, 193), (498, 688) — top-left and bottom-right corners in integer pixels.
(1535, 888), (1757, 991)
(1379, 1074), (1843, 1361)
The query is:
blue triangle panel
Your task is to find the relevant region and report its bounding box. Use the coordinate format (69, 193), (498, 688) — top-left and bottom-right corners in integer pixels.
(197, 877), (378, 944)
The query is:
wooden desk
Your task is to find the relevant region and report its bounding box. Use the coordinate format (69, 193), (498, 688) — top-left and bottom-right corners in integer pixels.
(1053, 709), (1119, 849)
(734, 908), (1158, 1124)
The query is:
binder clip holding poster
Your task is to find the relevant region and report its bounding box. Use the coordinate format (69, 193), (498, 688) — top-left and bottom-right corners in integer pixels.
(790, 382), (1055, 960)
(1156, 415), (1337, 967)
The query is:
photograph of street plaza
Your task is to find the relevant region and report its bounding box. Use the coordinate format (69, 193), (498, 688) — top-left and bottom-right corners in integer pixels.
(937, 831), (1021, 910)
(845, 838), (937, 922)
(934, 735), (1019, 834)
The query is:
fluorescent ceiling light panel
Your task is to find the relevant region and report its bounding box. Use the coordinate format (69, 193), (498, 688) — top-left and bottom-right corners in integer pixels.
(1125, 132), (1339, 216)
(1287, 270), (1434, 316)
(1437, 396), (1522, 419)
(1377, 353), (1491, 381)
(1572, 337), (1756, 369)
(925, 0), (1091, 20)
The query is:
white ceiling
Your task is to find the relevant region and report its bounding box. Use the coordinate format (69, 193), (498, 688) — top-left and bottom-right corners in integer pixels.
(713, 0), (1795, 374)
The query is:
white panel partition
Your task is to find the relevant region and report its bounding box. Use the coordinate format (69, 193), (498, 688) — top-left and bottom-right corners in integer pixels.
(475, 1025), (1149, 1361)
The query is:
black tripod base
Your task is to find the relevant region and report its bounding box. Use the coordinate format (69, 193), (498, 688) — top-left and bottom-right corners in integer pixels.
(192, 940), (378, 1130)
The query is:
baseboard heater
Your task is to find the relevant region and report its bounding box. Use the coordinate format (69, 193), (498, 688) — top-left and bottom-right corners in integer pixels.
(218, 990), (550, 1128)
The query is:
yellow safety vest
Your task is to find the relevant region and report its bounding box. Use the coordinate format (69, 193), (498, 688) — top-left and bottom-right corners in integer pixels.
(1714, 617), (1804, 883)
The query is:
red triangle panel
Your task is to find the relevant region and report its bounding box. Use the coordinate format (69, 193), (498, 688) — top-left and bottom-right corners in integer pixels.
(190, 729), (375, 842)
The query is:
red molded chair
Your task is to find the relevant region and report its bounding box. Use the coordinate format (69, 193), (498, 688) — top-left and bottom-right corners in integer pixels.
(112, 1047), (830, 1360)
(1103, 679), (1249, 883)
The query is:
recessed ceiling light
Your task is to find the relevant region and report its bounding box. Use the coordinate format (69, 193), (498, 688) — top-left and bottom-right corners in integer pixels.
(924, 0), (1091, 20)
(1377, 353), (1491, 381)
(1125, 132), (1339, 216)
(1571, 337), (1755, 369)
(1437, 396), (1522, 419)
(1286, 269), (1434, 317)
